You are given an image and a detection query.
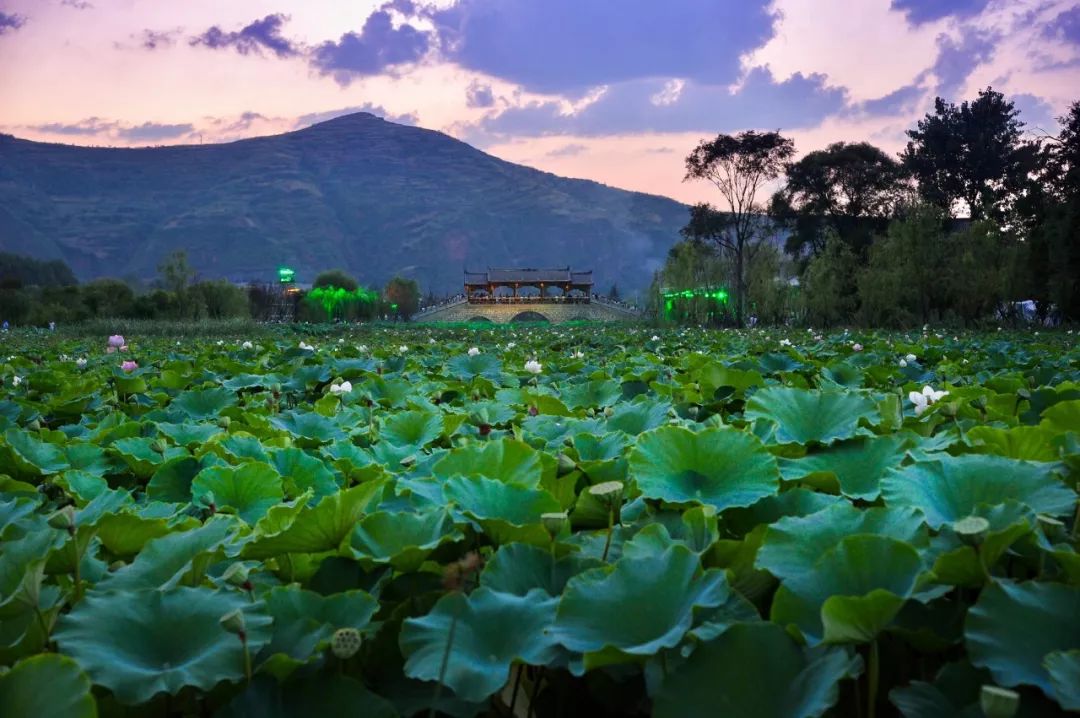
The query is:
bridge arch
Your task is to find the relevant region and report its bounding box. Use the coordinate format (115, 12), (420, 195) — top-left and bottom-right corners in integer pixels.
(510, 311), (550, 323)
(467, 315), (494, 323)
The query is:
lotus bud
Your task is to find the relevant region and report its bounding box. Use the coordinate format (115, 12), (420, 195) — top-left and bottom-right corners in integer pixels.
(152, 438), (168, 454)
(219, 609), (246, 636)
(688, 406), (700, 419)
(603, 406), (614, 417)
(222, 563), (250, 587)
(331, 627), (362, 659)
(588, 481), (624, 509)
(952, 516), (990, 543)
(556, 453), (577, 476)
(28, 419), (41, 432)
(980, 686), (1020, 718)
(399, 454), (417, 468)
(541, 511), (569, 539)
(47, 505), (76, 534)
(218, 416), (231, 429)
(109, 560), (126, 572)
(586, 408), (595, 417)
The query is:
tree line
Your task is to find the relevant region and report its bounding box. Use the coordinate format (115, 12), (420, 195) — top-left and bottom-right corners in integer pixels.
(655, 88), (1080, 327)
(0, 251), (421, 326)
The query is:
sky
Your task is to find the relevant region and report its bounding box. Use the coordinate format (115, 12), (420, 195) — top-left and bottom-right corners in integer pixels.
(1, 0), (1078, 204)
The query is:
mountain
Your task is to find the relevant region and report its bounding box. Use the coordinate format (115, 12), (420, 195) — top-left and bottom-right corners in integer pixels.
(0, 113), (688, 294)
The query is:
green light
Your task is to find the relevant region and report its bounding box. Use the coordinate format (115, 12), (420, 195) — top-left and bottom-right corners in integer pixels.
(306, 285), (378, 320)
(278, 267), (296, 283)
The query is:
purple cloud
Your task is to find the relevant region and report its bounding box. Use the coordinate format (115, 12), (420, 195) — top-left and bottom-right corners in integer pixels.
(932, 29), (997, 97)
(860, 84), (925, 116)
(32, 117), (118, 136)
(466, 81), (495, 108)
(890, 0), (991, 24)
(294, 104), (419, 128)
(1045, 6), (1080, 46)
(0, 11), (26, 35)
(115, 122), (195, 142)
(191, 14), (299, 58)
(138, 29), (181, 50)
(428, 0), (774, 93)
(60, 0), (93, 9)
(311, 8), (431, 83)
(547, 143), (588, 157)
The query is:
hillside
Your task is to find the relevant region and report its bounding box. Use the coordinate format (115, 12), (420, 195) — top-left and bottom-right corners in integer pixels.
(0, 113), (688, 294)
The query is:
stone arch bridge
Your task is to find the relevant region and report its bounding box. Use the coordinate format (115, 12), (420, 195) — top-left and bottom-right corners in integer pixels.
(413, 297), (641, 323)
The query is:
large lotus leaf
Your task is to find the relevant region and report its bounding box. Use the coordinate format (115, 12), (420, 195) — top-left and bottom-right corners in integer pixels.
(888, 661), (987, 718)
(552, 544), (729, 668)
(258, 586), (378, 670)
(778, 435), (910, 500)
(242, 481), (386, 559)
(965, 580), (1080, 700)
(400, 587), (560, 702)
(629, 426), (780, 511)
(350, 509), (463, 571)
(218, 434), (271, 463)
(171, 387), (237, 420)
(64, 443), (112, 476)
(744, 386), (878, 445)
(433, 438), (543, 487)
(269, 410), (346, 446)
(966, 425), (1061, 461)
(771, 534), (924, 645)
(695, 361), (765, 394)
(1045, 650), (1080, 711)
(881, 455), (1076, 529)
(928, 501), (1035, 586)
(94, 513), (175, 558)
(111, 437), (186, 478)
(652, 622), (858, 718)
(270, 447), (338, 499)
(604, 399), (671, 435)
(560, 379), (622, 409)
(55, 587), (272, 705)
(56, 470), (108, 502)
(445, 352), (503, 382)
(220, 674), (397, 718)
(0, 653), (96, 718)
(191, 462), (284, 524)
(757, 503), (926, 582)
(480, 542), (603, 597)
(156, 422), (220, 449)
(2, 428), (69, 476)
(147, 456), (204, 502)
(443, 475), (561, 525)
(1041, 399), (1080, 433)
(381, 410), (444, 448)
(95, 519), (232, 592)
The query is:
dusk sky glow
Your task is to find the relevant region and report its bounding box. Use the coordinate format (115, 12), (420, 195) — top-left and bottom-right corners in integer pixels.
(1, 0), (1077, 203)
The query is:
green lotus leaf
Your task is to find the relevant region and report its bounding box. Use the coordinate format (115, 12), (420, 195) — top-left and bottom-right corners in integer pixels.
(480, 542), (603, 597)
(881, 455), (1076, 529)
(628, 426), (780, 511)
(147, 456), (204, 502)
(270, 410), (346, 446)
(758, 352), (806, 374)
(270, 447), (338, 499)
(2, 428), (69, 476)
(111, 437), (186, 478)
(1045, 650), (1080, 711)
(350, 509), (463, 571)
(966, 425), (1061, 461)
(64, 443), (112, 476)
(446, 352), (503, 381)
(443, 475), (561, 525)
(400, 587), (560, 702)
(94, 512), (174, 558)
(561, 379), (622, 409)
(257, 586), (378, 671)
(889, 660), (987, 718)
(771, 534), (924, 644)
(381, 410), (444, 448)
(156, 422), (220, 449)
(757, 503), (925, 582)
(433, 438), (544, 487)
(652, 622), (859, 718)
(56, 470), (109, 502)
(220, 674), (397, 718)
(218, 434), (271, 463)
(744, 386), (879, 445)
(778, 435), (910, 500)
(191, 462), (284, 524)
(55, 587), (272, 705)
(552, 544), (729, 668)
(95, 519), (232, 592)
(1041, 399), (1080, 433)
(171, 387), (238, 420)
(603, 399), (671, 435)
(0, 653), (97, 718)
(695, 362), (765, 393)
(965, 580), (1080, 700)
(241, 481), (387, 559)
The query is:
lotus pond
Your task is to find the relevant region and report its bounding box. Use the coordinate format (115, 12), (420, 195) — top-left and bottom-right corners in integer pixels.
(0, 325), (1078, 717)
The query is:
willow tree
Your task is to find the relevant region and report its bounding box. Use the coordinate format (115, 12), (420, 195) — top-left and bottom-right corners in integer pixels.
(684, 131), (794, 326)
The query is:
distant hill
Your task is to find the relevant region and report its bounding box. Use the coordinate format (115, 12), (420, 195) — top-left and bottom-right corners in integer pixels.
(0, 113), (688, 294)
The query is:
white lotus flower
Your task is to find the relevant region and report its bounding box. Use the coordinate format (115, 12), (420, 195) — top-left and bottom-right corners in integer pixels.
(852, 343), (863, 351)
(299, 341), (314, 351)
(506, 342), (516, 349)
(12, 376), (22, 386)
(524, 359), (542, 374)
(899, 359), (908, 368)
(779, 339), (792, 347)
(909, 385), (949, 416)
(572, 350), (584, 359)
(905, 353), (916, 362)
(329, 381), (352, 395)
(216, 340), (224, 346)
(468, 347), (480, 356)
(357, 344), (368, 352)
(75, 357), (87, 368)
(398, 345), (408, 353)
(242, 341), (254, 349)
(429, 338), (436, 344)
(651, 335), (660, 341)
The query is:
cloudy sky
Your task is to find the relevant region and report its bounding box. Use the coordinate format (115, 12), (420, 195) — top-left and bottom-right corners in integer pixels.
(1, 0), (1077, 203)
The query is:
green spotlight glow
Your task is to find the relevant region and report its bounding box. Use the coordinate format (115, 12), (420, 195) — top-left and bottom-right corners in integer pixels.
(278, 267), (296, 283)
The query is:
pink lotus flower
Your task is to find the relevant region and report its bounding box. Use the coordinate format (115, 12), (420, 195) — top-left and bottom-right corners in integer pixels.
(108, 335), (125, 348)
(121, 360), (138, 372)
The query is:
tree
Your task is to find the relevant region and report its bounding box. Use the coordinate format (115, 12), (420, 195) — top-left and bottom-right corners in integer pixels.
(802, 232), (860, 326)
(157, 250), (196, 295)
(684, 130), (795, 326)
(902, 87), (1027, 221)
(0, 253), (77, 287)
(652, 239), (731, 325)
(313, 269), (359, 292)
(80, 278), (135, 317)
(384, 276), (420, 320)
(771, 142), (905, 257)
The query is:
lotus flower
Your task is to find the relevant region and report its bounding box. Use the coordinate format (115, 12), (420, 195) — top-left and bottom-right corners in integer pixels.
(107, 335), (125, 349)
(329, 381), (352, 395)
(524, 359), (542, 374)
(299, 341), (314, 351)
(468, 347), (480, 356)
(11, 375), (22, 386)
(76, 357), (87, 368)
(780, 339), (792, 347)
(358, 344), (368, 352)
(651, 335), (660, 341)
(121, 360), (138, 372)
(905, 353), (917, 362)
(506, 342), (516, 349)
(909, 385), (948, 416)
(572, 350), (585, 359)
(899, 359), (908, 368)
(242, 341), (253, 349)
(399, 345), (408, 353)
(852, 343), (863, 352)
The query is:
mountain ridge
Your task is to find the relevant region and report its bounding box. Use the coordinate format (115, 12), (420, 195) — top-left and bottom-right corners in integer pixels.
(0, 113), (688, 293)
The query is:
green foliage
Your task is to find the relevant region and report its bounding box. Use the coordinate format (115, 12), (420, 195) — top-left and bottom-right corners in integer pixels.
(304, 285), (379, 322)
(0, 252), (78, 288)
(313, 270), (359, 293)
(384, 276), (420, 319)
(802, 232), (860, 327)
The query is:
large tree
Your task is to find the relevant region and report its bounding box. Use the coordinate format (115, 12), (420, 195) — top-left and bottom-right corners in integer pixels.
(771, 141), (905, 257)
(684, 130), (795, 326)
(901, 87), (1026, 221)
(384, 276), (420, 320)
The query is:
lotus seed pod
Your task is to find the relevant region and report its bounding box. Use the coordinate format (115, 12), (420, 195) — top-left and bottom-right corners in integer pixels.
(688, 406), (700, 419)
(331, 627), (362, 659)
(541, 511), (569, 538)
(603, 406), (614, 417)
(588, 481), (625, 508)
(952, 516), (990, 542)
(556, 453), (577, 476)
(980, 686), (1020, 718)
(219, 609), (246, 635)
(152, 438), (168, 454)
(218, 416), (231, 429)
(28, 419), (41, 432)
(47, 505), (76, 531)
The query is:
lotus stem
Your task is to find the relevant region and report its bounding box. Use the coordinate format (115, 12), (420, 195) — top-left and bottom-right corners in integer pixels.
(429, 605), (460, 718)
(867, 640), (879, 718)
(508, 664), (524, 715)
(601, 508), (615, 563)
(527, 667), (545, 718)
(241, 633), (252, 684)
